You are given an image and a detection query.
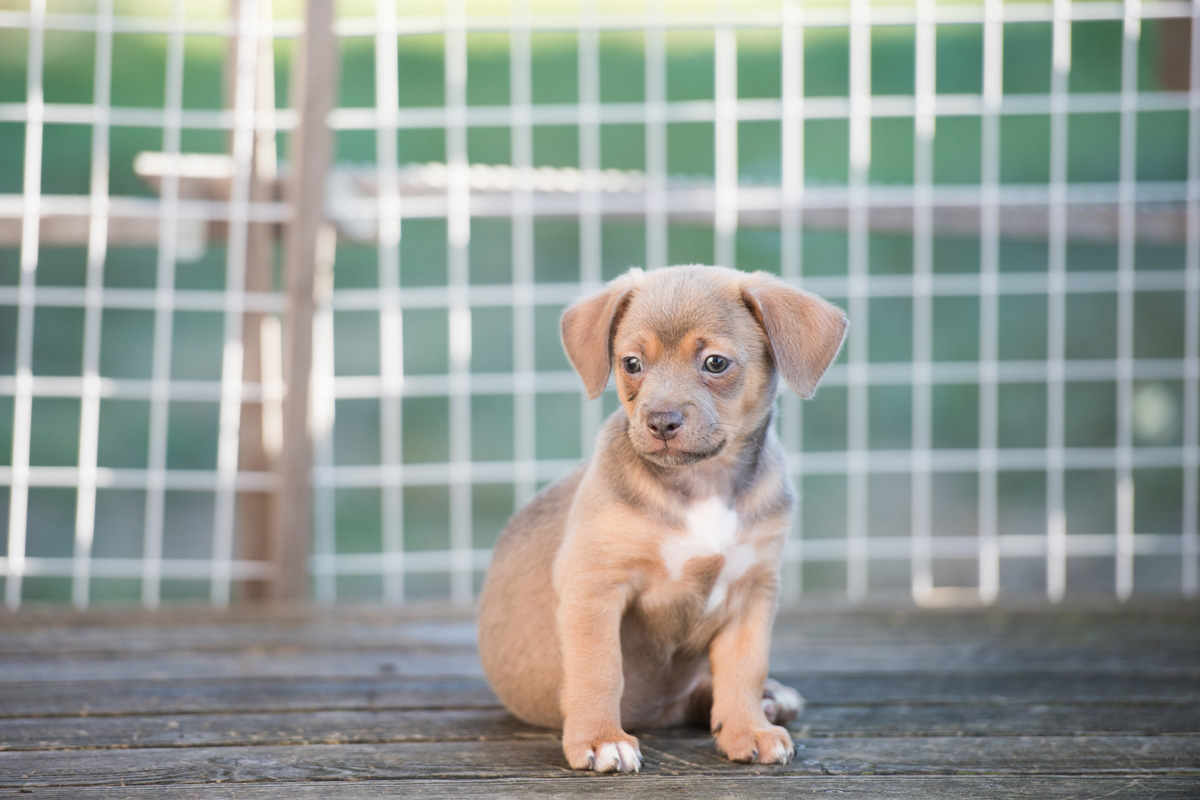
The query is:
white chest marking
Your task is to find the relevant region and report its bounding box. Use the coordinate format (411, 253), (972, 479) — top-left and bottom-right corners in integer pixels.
(660, 498), (758, 614)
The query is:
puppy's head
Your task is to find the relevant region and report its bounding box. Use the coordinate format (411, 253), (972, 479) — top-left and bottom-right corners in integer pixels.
(561, 265), (847, 468)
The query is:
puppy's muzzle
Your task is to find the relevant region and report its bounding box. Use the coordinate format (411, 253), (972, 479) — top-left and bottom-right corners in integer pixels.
(644, 409), (683, 441)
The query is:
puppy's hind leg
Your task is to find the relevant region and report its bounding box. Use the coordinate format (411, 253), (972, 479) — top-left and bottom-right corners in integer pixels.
(761, 677), (804, 725)
(675, 675), (802, 727)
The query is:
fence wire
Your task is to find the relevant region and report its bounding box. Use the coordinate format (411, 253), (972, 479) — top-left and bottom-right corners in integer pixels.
(0, 0), (1196, 609)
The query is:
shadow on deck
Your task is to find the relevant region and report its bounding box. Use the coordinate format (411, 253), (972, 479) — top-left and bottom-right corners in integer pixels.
(0, 603), (1197, 798)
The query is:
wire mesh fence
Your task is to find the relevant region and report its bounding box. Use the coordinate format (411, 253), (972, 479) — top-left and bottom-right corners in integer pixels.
(0, 0), (1195, 609)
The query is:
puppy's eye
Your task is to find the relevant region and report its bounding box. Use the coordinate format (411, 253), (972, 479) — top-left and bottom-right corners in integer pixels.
(622, 356), (642, 374)
(703, 355), (730, 374)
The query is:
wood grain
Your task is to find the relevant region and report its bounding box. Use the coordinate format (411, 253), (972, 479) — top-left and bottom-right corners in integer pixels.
(1, 736), (1197, 788)
(0, 606), (1195, 799)
(1, 672), (1195, 718)
(2, 776), (1198, 800)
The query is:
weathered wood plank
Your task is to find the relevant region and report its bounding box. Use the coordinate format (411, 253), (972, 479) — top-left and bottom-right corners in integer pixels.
(777, 605), (1200, 640)
(2, 776), (1198, 799)
(0, 708), (536, 751)
(0, 650), (486, 682)
(2, 736), (1197, 788)
(0, 707), (540, 751)
(2, 702), (1197, 752)
(767, 640), (1200, 676)
(0, 617), (479, 656)
(786, 672), (1200, 705)
(2, 606), (1194, 656)
(3, 672), (1196, 719)
(1, 640), (1197, 684)
(788, 702), (1200, 737)
(0, 608), (1195, 798)
(0, 676), (501, 718)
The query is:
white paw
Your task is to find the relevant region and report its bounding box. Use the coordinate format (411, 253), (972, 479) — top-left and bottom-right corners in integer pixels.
(592, 740), (642, 773)
(756, 729), (798, 764)
(762, 678), (804, 725)
(564, 735), (642, 773)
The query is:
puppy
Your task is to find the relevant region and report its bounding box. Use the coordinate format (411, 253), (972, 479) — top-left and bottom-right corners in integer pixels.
(477, 265), (847, 773)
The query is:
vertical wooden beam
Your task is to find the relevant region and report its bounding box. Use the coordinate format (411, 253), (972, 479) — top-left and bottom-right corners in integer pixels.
(274, 0), (337, 602)
(1159, 17), (1190, 91)
(230, 0), (281, 603)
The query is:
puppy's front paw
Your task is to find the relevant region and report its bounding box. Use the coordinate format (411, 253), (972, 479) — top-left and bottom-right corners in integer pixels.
(563, 732), (642, 773)
(714, 723), (795, 765)
(762, 678), (804, 725)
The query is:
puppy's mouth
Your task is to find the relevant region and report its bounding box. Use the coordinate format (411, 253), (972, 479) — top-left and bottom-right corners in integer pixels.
(634, 436), (727, 467)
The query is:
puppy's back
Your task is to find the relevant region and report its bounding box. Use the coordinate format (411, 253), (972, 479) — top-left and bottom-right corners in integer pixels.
(477, 466), (584, 728)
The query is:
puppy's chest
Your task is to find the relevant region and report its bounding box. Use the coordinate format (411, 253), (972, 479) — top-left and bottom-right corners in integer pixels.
(656, 497), (760, 616)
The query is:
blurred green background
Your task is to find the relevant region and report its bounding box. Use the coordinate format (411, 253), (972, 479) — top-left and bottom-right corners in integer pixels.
(0, 1), (1191, 603)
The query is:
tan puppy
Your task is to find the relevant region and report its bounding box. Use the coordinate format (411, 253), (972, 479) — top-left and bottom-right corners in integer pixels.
(477, 265), (847, 773)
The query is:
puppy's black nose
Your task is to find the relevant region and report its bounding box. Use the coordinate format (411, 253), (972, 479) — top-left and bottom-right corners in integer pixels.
(645, 410), (684, 440)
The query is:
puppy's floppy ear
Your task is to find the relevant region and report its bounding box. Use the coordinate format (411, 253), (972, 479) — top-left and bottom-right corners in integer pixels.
(561, 270), (640, 399)
(741, 273), (848, 399)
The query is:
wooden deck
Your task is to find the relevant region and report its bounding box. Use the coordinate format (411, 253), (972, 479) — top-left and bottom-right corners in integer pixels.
(1, 604), (1197, 798)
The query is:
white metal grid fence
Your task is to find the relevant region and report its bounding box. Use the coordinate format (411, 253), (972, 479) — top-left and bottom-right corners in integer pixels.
(0, 0), (1196, 609)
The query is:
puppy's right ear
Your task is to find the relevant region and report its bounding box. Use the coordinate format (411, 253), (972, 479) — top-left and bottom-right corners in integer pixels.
(561, 271), (639, 399)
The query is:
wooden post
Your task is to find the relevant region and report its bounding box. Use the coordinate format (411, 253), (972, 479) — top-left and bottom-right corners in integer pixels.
(273, 0), (337, 602)
(1158, 17), (1190, 91)
(229, 0), (282, 603)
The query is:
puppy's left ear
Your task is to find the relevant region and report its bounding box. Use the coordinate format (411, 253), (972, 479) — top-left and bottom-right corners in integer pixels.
(742, 275), (848, 399)
(561, 271), (640, 399)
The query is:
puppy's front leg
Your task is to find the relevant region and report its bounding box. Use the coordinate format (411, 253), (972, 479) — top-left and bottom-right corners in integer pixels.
(709, 587), (795, 765)
(557, 581), (642, 773)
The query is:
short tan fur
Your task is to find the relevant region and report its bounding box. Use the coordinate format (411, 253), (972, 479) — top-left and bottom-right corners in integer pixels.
(477, 265), (848, 773)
